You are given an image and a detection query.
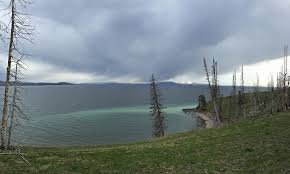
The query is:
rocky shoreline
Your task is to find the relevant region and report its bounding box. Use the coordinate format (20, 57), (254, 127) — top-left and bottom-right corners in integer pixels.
(182, 108), (214, 128)
(193, 112), (214, 128)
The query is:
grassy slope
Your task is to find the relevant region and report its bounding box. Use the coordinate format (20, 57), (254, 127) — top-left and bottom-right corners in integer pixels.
(1, 112), (290, 174)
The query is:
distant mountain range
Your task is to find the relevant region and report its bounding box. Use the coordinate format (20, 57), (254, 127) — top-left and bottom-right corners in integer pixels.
(0, 81), (204, 87)
(0, 81), (74, 86)
(80, 81), (204, 87)
(0, 81), (266, 88)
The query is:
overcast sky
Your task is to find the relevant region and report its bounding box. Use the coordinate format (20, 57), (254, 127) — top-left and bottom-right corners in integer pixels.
(1, 0), (290, 85)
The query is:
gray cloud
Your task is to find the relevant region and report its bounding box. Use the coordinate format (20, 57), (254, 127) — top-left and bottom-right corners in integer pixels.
(1, 0), (290, 82)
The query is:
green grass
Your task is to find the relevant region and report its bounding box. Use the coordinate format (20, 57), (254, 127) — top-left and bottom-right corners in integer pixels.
(1, 112), (290, 173)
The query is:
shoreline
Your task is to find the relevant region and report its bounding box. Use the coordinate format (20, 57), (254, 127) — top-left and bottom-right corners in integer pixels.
(193, 112), (214, 128)
(182, 108), (214, 128)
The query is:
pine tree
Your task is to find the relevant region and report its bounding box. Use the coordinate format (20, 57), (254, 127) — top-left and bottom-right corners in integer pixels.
(197, 95), (207, 111)
(149, 75), (166, 137)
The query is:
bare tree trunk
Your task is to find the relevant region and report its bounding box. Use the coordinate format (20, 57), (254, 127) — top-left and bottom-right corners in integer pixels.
(269, 74), (274, 114)
(203, 58), (222, 127)
(241, 66), (245, 95)
(1, 0), (33, 149)
(1, 0), (15, 149)
(283, 45), (288, 110)
(7, 60), (19, 148)
(232, 70), (237, 121)
(238, 65), (245, 119)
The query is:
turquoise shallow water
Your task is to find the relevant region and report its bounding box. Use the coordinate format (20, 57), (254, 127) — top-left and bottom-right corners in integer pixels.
(56, 104), (195, 116)
(15, 104), (197, 146)
(8, 84), (212, 146)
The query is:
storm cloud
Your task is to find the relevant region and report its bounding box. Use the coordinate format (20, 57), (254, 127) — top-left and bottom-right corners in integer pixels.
(1, 0), (290, 83)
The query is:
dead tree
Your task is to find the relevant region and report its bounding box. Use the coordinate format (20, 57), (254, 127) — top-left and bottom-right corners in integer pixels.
(212, 59), (219, 100)
(1, 0), (34, 149)
(283, 45), (288, 110)
(238, 65), (245, 119)
(269, 74), (275, 114)
(149, 75), (166, 137)
(0, 3), (6, 148)
(230, 70), (237, 122)
(0, 20), (5, 42)
(203, 58), (222, 127)
(7, 58), (27, 148)
(253, 73), (260, 112)
(219, 94), (223, 122)
(276, 73), (280, 112)
(277, 71), (285, 112)
(275, 46), (290, 113)
(241, 66), (245, 96)
(212, 59), (223, 122)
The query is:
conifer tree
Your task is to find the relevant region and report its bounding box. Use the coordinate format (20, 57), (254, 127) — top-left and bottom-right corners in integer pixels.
(149, 75), (166, 137)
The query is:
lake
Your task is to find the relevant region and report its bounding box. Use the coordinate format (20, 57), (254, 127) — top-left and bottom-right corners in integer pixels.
(10, 83), (226, 146)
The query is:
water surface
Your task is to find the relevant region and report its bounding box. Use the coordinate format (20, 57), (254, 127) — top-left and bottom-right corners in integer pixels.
(11, 84), (213, 146)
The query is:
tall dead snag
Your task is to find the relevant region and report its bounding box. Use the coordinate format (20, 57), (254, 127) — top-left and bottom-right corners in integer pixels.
(211, 59), (223, 121)
(230, 70), (237, 122)
(277, 71), (284, 112)
(203, 58), (222, 127)
(1, 0), (34, 149)
(0, 20), (5, 42)
(275, 46), (290, 113)
(269, 74), (275, 114)
(238, 65), (245, 119)
(283, 45), (288, 110)
(253, 73), (260, 112)
(0, 4), (6, 148)
(240, 65), (245, 97)
(7, 62), (19, 149)
(7, 58), (27, 148)
(149, 75), (166, 137)
(212, 59), (219, 101)
(1, 0), (16, 149)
